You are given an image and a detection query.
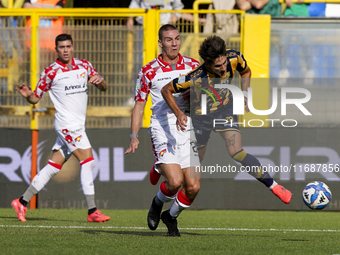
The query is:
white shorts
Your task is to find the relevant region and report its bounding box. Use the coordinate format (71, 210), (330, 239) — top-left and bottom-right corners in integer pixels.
(148, 122), (200, 170)
(52, 126), (91, 160)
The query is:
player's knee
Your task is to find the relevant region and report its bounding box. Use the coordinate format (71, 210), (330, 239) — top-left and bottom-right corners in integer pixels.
(46, 160), (62, 178)
(166, 178), (183, 193)
(80, 157), (95, 169)
(231, 149), (247, 163)
(184, 182), (200, 198)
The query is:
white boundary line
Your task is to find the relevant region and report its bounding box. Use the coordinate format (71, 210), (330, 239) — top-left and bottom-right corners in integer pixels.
(0, 225), (340, 232)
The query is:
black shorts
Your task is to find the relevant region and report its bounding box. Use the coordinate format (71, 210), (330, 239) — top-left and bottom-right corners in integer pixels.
(192, 105), (240, 149)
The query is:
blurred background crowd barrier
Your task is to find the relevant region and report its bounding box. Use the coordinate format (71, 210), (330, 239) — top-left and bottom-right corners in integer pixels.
(0, 6), (269, 130)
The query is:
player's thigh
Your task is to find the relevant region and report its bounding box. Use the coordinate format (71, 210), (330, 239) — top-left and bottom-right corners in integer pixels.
(182, 166), (200, 189)
(72, 148), (93, 162)
(159, 163), (183, 190)
(219, 130), (243, 156)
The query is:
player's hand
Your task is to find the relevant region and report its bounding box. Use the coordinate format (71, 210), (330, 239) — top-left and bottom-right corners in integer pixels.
(15, 83), (33, 98)
(244, 97), (249, 113)
(124, 137), (139, 154)
(88, 75), (103, 85)
(176, 113), (187, 131)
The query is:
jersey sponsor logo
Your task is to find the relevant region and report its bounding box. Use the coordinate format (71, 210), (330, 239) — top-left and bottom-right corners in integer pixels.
(156, 77), (172, 81)
(75, 135), (82, 142)
(155, 142), (168, 150)
(190, 68), (203, 78)
(57, 76), (70, 82)
(226, 51), (236, 57)
(65, 85), (82, 91)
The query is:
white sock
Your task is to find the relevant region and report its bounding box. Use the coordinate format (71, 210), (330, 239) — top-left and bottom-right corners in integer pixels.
(269, 181), (278, 190)
(156, 189), (176, 205)
(80, 158), (96, 208)
(156, 182), (177, 205)
(31, 160), (61, 191)
(169, 190), (192, 218)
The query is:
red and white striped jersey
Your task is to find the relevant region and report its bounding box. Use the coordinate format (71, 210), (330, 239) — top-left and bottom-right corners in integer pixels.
(135, 53), (199, 126)
(34, 57), (100, 130)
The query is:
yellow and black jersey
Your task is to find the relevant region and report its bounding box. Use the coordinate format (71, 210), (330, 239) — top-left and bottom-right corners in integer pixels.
(170, 49), (247, 115)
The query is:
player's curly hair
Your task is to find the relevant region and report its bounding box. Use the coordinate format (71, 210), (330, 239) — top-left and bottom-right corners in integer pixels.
(158, 24), (178, 40)
(199, 36), (226, 65)
(55, 34), (73, 47)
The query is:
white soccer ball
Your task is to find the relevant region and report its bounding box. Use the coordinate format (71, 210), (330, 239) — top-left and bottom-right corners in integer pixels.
(302, 181), (332, 210)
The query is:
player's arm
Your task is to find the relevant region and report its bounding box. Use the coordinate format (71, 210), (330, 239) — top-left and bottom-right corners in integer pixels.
(161, 82), (187, 131)
(236, 0), (252, 11)
(239, 66), (251, 112)
(15, 83), (40, 104)
(124, 100), (146, 155)
(89, 75), (107, 92)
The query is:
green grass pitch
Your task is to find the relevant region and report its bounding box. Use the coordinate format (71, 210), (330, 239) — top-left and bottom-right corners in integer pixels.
(1, 208), (340, 254)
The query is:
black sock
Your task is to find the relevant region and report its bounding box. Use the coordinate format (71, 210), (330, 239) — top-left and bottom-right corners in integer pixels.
(232, 150), (274, 188)
(19, 197), (28, 207)
(88, 207), (97, 215)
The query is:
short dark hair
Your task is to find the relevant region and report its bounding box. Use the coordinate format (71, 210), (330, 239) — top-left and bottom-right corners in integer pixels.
(55, 34), (73, 47)
(158, 24), (178, 40)
(199, 36), (226, 65)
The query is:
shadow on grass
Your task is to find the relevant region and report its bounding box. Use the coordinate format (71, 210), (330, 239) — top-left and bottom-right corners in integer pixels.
(81, 230), (203, 236)
(281, 239), (309, 242)
(0, 216), (86, 223)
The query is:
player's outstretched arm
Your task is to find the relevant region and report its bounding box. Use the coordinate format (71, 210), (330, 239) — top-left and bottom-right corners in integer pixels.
(15, 83), (40, 104)
(125, 100), (146, 155)
(161, 82), (187, 131)
(89, 75), (107, 92)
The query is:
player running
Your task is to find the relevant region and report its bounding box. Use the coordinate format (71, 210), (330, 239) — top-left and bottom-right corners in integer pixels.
(125, 24), (200, 236)
(12, 34), (110, 222)
(161, 35), (292, 204)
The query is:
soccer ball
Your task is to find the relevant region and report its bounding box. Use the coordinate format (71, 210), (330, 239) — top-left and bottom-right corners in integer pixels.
(302, 181), (332, 210)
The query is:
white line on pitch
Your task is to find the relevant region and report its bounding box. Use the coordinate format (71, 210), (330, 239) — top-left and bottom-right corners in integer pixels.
(0, 225), (340, 232)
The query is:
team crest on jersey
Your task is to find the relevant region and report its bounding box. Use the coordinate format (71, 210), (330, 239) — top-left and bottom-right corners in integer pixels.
(159, 149), (166, 157)
(77, 72), (86, 79)
(75, 135), (82, 142)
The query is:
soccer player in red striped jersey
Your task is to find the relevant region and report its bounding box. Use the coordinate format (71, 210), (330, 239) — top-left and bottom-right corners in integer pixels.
(12, 34), (110, 223)
(125, 24), (200, 236)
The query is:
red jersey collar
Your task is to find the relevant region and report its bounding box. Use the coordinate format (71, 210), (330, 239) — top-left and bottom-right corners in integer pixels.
(157, 53), (183, 67)
(56, 57), (75, 67)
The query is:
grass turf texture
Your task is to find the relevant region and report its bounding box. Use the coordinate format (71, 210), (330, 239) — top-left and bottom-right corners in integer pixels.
(1, 209), (340, 254)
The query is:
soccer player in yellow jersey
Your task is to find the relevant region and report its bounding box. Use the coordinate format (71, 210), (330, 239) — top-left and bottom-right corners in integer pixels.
(161, 35), (292, 204)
